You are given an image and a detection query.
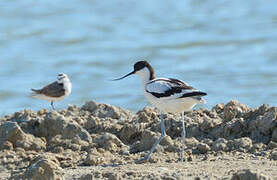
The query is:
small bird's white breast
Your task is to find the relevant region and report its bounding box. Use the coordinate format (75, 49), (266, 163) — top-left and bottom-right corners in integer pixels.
(63, 80), (72, 96)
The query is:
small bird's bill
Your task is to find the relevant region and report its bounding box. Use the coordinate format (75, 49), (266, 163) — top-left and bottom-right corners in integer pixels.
(112, 71), (135, 81)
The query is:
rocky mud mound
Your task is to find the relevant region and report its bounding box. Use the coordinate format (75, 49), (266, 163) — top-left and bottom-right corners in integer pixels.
(0, 100), (276, 179)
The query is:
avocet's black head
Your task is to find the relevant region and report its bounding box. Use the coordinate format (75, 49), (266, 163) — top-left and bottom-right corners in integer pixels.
(134, 61), (150, 71)
(113, 60), (155, 81)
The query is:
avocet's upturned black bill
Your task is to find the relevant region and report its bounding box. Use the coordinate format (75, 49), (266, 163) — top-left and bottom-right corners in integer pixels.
(112, 71), (135, 81)
(31, 73), (72, 110)
(113, 60), (207, 163)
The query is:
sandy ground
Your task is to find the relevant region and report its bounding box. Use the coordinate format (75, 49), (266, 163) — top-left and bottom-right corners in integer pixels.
(64, 153), (277, 179)
(0, 100), (276, 179)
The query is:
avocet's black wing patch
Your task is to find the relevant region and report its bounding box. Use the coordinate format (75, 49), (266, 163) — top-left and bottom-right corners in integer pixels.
(146, 78), (206, 99)
(179, 91), (207, 98)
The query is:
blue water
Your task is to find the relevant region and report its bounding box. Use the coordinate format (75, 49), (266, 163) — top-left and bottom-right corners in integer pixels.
(1, 0), (277, 115)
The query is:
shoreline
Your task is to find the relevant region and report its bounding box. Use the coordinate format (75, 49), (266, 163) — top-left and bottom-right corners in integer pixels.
(0, 100), (276, 179)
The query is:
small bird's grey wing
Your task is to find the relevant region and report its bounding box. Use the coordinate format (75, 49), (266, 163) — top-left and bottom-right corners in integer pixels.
(39, 81), (65, 97)
(31, 88), (41, 93)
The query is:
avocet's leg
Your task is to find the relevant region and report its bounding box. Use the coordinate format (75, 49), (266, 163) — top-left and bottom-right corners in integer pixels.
(51, 101), (56, 110)
(181, 111), (186, 162)
(138, 113), (166, 162)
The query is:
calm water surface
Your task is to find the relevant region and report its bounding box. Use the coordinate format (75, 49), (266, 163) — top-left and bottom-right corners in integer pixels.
(0, 0), (277, 114)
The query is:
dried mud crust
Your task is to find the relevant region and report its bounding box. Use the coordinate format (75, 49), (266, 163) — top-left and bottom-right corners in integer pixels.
(0, 100), (276, 179)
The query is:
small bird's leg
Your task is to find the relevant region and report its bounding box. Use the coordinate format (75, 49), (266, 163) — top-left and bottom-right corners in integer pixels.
(138, 113), (166, 162)
(181, 111), (186, 162)
(51, 101), (56, 110)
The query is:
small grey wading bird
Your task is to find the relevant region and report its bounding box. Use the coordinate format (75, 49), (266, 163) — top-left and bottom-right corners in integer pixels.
(31, 73), (72, 110)
(113, 61), (207, 162)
